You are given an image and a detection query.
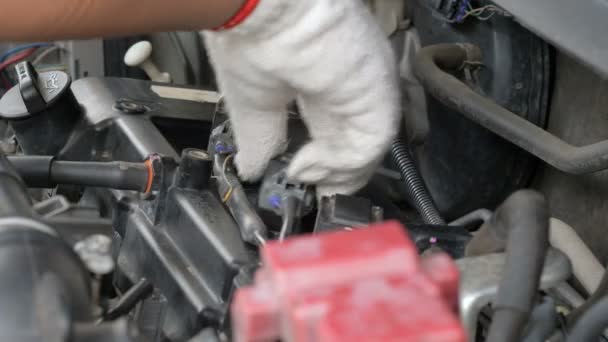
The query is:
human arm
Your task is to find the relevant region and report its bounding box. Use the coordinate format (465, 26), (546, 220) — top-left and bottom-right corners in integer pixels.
(0, 0), (401, 197)
(0, 0), (245, 41)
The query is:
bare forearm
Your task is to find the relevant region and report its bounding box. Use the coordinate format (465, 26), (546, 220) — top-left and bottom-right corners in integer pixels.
(0, 0), (245, 41)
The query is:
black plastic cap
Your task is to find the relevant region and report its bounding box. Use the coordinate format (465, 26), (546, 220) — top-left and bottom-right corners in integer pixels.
(0, 62), (71, 120)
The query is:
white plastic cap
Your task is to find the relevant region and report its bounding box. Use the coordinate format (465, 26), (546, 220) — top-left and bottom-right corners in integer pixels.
(124, 41), (153, 67)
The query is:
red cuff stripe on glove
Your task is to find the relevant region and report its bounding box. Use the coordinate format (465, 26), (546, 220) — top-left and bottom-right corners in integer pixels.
(214, 0), (261, 31)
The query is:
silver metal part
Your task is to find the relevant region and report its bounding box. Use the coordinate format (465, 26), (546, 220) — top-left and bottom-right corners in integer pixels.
(457, 249), (572, 341)
(74, 234), (115, 275)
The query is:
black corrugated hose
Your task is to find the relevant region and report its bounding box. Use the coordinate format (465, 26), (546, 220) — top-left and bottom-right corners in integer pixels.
(391, 139), (445, 225)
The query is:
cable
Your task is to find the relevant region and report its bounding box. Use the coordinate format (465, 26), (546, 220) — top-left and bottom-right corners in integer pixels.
(0, 43), (50, 62)
(103, 279), (153, 321)
(279, 196), (299, 241)
(0, 48), (38, 74)
(391, 139), (445, 225)
(451, 2), (510, 23)
(0, 48), (40, 87)
(0, 45), (64, 88)
(32, 46), (62, 66)
(454, 0), (471, 22)
(221, 154), (235, 203)
(213, 153), (268, 246)
(462, 3), (505, 21)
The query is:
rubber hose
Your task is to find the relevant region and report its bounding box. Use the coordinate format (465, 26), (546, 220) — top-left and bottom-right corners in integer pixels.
(522, 298), (557, 342)
(104, 279), (153, 321)
(567, 296), (608, 342)
(50, 161), (149, 192)
(413, 43), (608, 175)
(482, 190), (550, 342)
(7, 156), (150, 192)
(568, 272), (608, 327)
(391, 139), (445, 225)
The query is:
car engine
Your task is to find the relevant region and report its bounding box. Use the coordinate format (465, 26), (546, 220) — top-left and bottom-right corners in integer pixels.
(0, 0), (606, 341)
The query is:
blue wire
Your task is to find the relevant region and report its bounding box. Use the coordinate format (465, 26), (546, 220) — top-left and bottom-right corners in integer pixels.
(0, 43), (52, 62)
(455, 0), (471, 22)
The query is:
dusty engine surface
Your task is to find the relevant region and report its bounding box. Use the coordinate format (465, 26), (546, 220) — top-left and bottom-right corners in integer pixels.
(0, 66), (478, 341)
(0, 57), (580, 342)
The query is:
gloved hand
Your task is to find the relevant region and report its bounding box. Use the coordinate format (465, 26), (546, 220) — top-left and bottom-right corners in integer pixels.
(203, 0), (401, 197)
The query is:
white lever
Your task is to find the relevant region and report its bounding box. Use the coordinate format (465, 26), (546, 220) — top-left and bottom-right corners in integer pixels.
(124, 41), (172, 83)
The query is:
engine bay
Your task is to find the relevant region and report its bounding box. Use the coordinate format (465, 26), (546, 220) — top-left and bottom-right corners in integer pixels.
(0, 60), (574, 342)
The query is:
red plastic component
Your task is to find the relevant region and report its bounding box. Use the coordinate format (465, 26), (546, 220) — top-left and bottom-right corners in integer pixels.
(231, 221), (466, 342)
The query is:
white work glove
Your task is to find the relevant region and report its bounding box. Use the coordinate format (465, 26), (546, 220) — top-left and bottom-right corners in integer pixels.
(203, 0), (401, 197)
